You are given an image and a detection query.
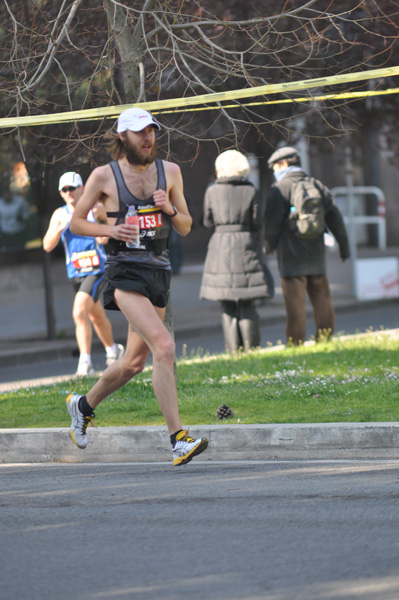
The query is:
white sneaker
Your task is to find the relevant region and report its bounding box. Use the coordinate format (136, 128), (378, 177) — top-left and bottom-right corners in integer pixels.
(75, 360), (95, 377)
(172, 430), (209, 466)
(106, 343), (125, 367)
(66, 394), (95, 449)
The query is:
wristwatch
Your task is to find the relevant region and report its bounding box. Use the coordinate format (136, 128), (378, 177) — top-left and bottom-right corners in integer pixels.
(167, 205), (178, 218)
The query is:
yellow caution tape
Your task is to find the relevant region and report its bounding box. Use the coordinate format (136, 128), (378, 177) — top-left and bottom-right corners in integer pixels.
(157, 87), (399, 116)
(1, 65), (398, 128)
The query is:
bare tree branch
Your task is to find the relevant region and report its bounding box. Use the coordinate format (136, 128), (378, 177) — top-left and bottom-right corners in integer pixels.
(15, 0), (83, 95)
(0, 0), (398, 163)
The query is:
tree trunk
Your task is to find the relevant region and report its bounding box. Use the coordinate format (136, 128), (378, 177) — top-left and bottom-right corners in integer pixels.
(103, 0), (156, 103)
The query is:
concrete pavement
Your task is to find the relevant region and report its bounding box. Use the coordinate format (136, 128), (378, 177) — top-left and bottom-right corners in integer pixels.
(1, 246), (399, 463)
(2, 422), (399, 464)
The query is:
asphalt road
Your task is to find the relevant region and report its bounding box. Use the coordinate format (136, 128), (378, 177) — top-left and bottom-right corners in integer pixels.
(1, 460), (399, 600)
(0, 301), (397, 384)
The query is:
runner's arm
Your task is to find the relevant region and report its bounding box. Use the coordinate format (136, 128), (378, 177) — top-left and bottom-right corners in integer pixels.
(154, 162), (192, 237)
(42, 208), (70, 252)
(92, 202), (109, 245)
(70, 166), (139, 245)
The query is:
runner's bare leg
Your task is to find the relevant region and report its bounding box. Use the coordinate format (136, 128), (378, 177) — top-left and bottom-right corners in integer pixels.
(85, 289), (182, 434)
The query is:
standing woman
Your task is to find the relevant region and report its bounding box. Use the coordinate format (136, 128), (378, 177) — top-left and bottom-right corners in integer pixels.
(200, 150), (274, 351)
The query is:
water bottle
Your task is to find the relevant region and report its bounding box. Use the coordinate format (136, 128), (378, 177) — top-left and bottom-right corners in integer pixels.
(125, 205), (140, 248)
(289, 205), (297, 231)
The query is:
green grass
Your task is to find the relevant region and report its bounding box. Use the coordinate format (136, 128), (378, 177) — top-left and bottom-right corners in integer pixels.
(1, 330), (399, 429)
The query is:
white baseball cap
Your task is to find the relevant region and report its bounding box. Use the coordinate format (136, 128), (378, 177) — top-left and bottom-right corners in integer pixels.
(117, 107), (161, 133)
(59, 172), (83, 191)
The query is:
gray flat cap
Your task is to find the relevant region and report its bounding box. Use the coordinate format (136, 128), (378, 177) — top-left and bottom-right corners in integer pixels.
(267, 146), (299, 168)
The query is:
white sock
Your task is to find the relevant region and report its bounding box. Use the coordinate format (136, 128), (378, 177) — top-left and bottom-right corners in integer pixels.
(105, 344), (117, 357)
(79, 353), (91, 364)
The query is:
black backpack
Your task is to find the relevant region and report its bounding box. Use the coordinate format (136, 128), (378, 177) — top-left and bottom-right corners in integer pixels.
(288, 177), (326, 239)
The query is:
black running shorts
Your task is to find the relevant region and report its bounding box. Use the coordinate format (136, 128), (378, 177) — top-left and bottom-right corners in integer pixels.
(103, 262), (171, 311)
(71, 272), (106, 303)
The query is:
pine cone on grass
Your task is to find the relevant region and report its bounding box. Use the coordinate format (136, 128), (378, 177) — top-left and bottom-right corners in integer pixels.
(217, 404), (234, 420)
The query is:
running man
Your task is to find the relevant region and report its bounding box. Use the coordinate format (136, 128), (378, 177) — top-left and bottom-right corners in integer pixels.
(66, 108), (208, 466)
(43, 172), (124, 375)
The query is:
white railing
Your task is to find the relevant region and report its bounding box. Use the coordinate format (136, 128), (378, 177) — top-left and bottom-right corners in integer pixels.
(331, 186), (386, 249)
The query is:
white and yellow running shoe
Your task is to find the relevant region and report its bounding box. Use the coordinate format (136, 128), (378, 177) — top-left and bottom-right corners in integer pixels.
(172, 430), (208, 466)
(66, 394), (95, 449)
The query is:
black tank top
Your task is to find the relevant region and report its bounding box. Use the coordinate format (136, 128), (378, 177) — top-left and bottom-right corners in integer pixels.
(106, 158), (171, 259)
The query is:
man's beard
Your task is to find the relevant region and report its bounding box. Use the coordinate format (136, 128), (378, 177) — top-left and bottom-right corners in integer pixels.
(123, 138), (156, 166)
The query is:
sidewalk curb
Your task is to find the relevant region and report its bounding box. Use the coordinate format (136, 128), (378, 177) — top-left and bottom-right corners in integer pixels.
(1, 423), (399, 464)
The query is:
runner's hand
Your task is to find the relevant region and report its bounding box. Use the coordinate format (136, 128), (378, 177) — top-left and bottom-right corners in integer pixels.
(153, 189), (173, 214)
(111, 223), (139, 243)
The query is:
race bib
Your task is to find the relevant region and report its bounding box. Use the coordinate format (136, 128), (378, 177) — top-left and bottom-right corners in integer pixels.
(71, 250), (100, 273)
(138, 207), (163, 230)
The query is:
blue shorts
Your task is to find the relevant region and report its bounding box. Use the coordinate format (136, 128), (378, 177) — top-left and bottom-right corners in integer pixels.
(71, 273), (106, 303)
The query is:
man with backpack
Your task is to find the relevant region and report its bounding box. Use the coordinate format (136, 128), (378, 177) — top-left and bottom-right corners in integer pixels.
(265, 146), (350, 345)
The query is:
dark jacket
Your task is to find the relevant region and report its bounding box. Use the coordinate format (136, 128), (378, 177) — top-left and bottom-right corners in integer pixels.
(200, 177), (274, 301)
(265, 169), (350, 277)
